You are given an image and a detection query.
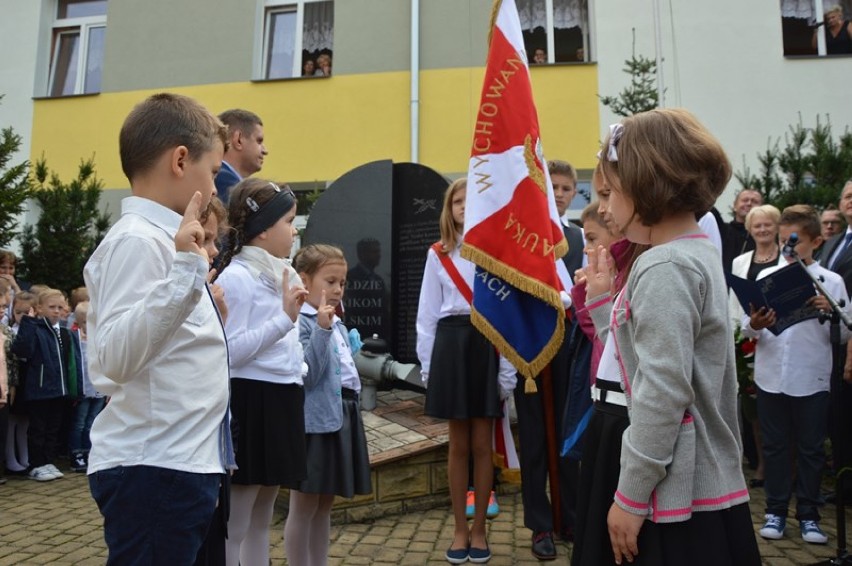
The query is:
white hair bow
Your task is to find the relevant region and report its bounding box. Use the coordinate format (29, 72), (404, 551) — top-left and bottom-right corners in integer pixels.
(597, 123), (624, 162)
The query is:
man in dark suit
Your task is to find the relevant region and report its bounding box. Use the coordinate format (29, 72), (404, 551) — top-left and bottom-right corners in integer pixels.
(215, 109), (268, 204)
(513, 159), (586, 560)
(721, 188), (762, 272)
(822, 180), (852, 499)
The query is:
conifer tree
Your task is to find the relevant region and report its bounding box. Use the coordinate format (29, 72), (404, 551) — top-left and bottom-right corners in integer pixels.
(735, 115), (852, 211)
(599, 31), (659, 117)
(18, 156), (110, 292)
(0, 95), (33, 249)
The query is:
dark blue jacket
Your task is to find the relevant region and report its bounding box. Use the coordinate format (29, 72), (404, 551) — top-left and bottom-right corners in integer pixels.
(11, 316), (83, 402)
(214, 161), (241, 205)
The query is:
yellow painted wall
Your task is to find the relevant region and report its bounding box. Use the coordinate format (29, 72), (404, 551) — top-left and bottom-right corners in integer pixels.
(31, 65), (598, 189)
(419, 64), (600, 174)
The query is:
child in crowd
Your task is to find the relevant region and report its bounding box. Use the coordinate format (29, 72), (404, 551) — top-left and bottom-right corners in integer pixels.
(84, 93), (233, 563)
(0, 279), (11, 484)
(583, 109), (760, 565)
(0, 250), (23, 325)
(288, 244), (372, 565)
(514, 159), (586, 560)
(194, 195), (231, 566)
(68, 301), (105, 473)
(417, 179), (516, 564)
(743, 204), (849, 544)
(214, 179), (308, 566)
(12, 288), (83, 482)
(5, 291), (34, 475)
(67, 287), (90, 329)
(570, 181), (648, 566)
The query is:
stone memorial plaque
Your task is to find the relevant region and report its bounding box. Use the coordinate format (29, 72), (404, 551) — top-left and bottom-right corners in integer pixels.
(303, 160), (445, 363)
(392, 163), (445, 363)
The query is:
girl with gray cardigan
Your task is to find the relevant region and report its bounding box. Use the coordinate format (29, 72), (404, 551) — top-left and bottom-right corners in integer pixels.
(582, 109), (761, 566)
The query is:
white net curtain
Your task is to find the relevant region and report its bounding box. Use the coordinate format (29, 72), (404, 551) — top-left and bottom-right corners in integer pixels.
(780, 0), (852, 20)
(303, 0), (333, 53)
(516, 0), (586, 31)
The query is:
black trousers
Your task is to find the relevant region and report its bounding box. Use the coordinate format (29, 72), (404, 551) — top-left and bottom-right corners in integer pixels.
(514, 343), (578, 534)
(27, 397), (66, 468)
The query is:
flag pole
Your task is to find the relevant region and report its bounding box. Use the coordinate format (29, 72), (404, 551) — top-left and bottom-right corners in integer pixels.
(541, 363), (562, 537)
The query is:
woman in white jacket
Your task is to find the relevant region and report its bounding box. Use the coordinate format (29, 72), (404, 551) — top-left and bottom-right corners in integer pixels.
(728, 203), (782, 490)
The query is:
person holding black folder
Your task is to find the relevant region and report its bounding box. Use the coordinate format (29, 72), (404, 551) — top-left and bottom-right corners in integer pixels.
(741, 205), (851, 545)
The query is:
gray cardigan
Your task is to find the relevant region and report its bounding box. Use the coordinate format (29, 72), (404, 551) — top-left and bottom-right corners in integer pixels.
(299, 307), (351, 434)
(588, 235), (749, 523)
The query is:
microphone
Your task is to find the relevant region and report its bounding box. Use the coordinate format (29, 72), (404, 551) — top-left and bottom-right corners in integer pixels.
(782, 232), (799, 258)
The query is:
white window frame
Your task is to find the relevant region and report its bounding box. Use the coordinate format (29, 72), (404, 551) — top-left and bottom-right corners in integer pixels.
(523, 0), (592, 64)
(48, 10), (106, 96)
(260, 0), (331, 79)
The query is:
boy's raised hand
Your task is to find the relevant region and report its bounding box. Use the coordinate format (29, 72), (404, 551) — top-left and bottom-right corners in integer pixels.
(175, 192), (208, 262)
(316, 290), (335, 330)
(282, 272), (308, 323)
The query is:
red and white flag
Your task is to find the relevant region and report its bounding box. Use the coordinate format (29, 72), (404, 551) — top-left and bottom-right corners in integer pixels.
(462, 0), (569, 393)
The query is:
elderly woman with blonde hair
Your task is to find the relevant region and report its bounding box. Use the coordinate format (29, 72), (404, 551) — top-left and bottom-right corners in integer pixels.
(813, 4), (852, 54)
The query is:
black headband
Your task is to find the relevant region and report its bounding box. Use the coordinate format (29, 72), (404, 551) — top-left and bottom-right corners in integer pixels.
(243, 183), (297, 241)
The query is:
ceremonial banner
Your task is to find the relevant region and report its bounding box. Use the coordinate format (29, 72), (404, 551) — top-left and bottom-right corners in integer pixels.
(462, 0), (568, 392)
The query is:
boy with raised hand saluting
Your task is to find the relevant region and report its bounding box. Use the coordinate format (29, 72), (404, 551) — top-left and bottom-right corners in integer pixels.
(84, 93), (234, 566)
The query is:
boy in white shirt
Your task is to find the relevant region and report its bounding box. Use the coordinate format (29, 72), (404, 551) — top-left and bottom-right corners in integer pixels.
(84, 93), (233, 564)
(743, 204), (850, 545)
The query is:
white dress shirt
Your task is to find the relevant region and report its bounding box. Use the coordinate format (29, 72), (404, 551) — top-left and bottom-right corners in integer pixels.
(741, 261), (850, 396)
(216, 256), (306, 384)
(84, 197), (230, 475)
(698, 212), (723, 259)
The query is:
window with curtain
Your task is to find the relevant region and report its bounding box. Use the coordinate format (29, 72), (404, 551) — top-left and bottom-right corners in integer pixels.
(263, 0), (334, 79)
(517, 0), (591, 64)
(781, 0), (852, 56)
(49, 0), (107, 96)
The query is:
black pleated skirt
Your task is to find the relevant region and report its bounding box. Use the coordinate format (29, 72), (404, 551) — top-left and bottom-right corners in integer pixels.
(632, 503), (761, 566)
(424, 315), (501, 420)
(230, 378), (306, 488)
(572, 401), (761, 566)
(572, 400), (629, 566)
(298, 393), (372, 498)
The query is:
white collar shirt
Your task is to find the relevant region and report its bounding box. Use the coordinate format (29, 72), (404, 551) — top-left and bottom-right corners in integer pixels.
(84, 196), (230, 474)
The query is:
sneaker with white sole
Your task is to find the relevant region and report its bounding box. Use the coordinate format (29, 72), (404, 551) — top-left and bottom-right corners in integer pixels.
(28, 466), (56, 482)
(71, 453), (87, 473)
(45, 464), (64, 478)
(801, 520), (828, 544)
(759, 514), (786, 539)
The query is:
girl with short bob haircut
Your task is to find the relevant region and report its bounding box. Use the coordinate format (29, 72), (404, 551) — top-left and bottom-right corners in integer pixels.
(583, 108), (761, 566)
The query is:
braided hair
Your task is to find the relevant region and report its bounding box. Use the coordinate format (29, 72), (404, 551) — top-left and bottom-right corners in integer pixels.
(213, 177), (286, 281)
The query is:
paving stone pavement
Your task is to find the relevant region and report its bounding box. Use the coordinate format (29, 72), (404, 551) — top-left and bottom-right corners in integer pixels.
(2, 464), (852, 565)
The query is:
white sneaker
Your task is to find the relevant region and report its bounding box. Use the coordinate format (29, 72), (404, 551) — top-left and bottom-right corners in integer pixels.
(28, 466), (56, 482)
(45, 464), (64, 478)
(801, 520), (829, 544)
(759, 514), (786, 540)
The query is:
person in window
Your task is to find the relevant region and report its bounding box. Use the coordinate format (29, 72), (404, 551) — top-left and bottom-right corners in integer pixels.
(532, 47), (547, 65)
(813, 5), (852, 54)
(302, 59), (317, 77)
(315, 53), (332, 77)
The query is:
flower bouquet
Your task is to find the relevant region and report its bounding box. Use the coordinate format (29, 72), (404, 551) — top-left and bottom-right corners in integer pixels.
(734, 326), (757, 422)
